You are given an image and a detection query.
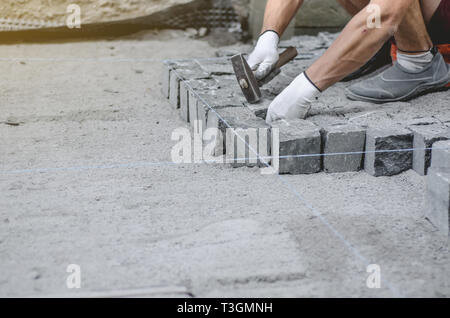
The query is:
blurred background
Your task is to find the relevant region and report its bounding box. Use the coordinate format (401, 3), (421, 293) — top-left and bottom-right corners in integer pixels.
(0, 0), (350, 43)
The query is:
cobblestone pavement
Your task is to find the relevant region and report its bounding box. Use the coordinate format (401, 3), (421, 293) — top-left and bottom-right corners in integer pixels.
(164, 32), (450, 177)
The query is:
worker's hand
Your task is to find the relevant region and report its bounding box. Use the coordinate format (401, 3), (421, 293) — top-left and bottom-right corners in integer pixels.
(247, 31), (280, 81)
(266, 72), (320, 124)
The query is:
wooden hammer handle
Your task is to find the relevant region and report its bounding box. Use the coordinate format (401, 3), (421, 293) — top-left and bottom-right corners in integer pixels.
(275, 47), (298, 69)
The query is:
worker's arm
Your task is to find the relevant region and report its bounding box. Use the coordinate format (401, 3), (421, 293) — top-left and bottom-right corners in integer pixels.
(307, 0), (414, 90)
(248, 0), (304, 80)
(261, 0), (304, 36)
(266, 0), (416, 123)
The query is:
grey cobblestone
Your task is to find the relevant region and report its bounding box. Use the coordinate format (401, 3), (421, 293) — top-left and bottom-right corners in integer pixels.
(188, 89), (199, 129)
(162, 66), (171, 99)
(431, 140), (450, 171)
(207, 107), (270, 167)
(321, 124), (366, 173)
(192, 89), (245, 129)
(169, 71), (181, 109)
(166, 61), (210, 109)
(261, 73), (295, 98)
(410, 124), (450, 176)
(345, 110), (394, 129)
(213, 75), (243, 92)
(271, 119), (321, 175)
(365, 128), (413, 177)
(244, 97), (271, 120)
(179, 81), (189, 122)
(180, 78), (220, 123)
(198, 58), (235, 76)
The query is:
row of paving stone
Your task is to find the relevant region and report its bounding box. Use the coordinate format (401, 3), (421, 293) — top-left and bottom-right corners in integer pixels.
(162, 33), (450, 177)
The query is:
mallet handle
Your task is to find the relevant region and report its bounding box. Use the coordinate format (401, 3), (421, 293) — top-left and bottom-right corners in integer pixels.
(275, 47), (298, 69)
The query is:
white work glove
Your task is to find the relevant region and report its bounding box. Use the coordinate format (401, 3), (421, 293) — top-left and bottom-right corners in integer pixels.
(247, 30), (280, 80)
(266, 72), (321, 124)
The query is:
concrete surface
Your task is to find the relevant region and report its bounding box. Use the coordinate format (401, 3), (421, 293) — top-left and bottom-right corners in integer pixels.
(0, 30), (449, 298)
(425, 141), (450, 236)
(426, 168), (450, 237)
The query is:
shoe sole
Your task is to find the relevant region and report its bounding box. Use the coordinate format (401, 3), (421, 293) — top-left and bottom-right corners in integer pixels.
(345, 76), (450, 103)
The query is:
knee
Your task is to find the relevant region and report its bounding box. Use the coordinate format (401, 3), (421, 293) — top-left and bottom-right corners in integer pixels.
(376, 1), (413, 31)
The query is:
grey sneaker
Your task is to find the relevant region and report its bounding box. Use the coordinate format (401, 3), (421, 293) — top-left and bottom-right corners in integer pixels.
(346, 48), (449, 103)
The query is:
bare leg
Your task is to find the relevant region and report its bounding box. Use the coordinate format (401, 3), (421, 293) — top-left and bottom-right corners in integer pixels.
(394, 0), (433, 52)
(338, 0), (437, 52)
(338, 0), (442, 24)
(307, 0), (415, 90)
(341, 0), (448, 104)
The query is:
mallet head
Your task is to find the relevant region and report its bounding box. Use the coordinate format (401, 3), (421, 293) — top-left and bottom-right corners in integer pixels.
(231, 53), (262, 104)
